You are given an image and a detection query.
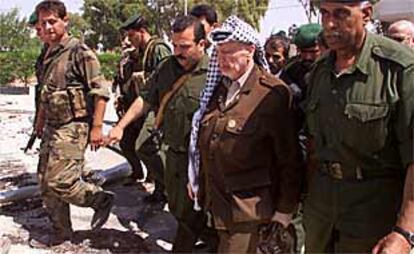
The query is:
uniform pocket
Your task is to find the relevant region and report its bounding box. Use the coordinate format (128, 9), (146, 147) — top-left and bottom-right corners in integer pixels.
(67, 87), (88, 119)
(343, 103), (389, 153)
(231, 186), (274, 223)
(46, 90), (73, 126)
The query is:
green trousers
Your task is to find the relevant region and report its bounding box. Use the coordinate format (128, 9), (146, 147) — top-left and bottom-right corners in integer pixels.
(304, 171), (403, 253)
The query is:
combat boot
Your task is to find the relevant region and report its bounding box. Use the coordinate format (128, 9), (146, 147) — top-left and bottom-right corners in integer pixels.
(29, 229), (72, 248)
(91, 190), (115, 230)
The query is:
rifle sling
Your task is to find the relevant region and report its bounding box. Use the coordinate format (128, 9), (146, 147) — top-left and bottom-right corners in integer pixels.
(154, 73), (191, 130)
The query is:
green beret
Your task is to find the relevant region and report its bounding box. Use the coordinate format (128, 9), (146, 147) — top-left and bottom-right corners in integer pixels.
(293, 23), (322, 49)
(28, 12), (38, 26)
(120, 15), (145, 30)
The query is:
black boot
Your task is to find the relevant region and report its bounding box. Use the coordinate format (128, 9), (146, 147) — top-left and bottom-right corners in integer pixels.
(29, 229), (72, 248)
(91, 190), (115, 230)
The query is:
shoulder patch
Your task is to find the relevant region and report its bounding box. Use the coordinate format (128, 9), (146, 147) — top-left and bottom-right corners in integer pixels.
(371, 35), (414, 68)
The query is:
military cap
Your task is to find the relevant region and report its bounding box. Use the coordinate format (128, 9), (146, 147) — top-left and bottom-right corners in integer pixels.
(28, 12), (38, 26)
(293, 23), (322, 49)
(120, 15), (147, 30)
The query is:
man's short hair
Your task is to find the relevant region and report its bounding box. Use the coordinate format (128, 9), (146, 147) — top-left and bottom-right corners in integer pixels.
(388, 20), (414, 37)
(189, 4), (218, 26)
(35, 0), (66, 19)
(265, 35), (291, 58)
(172, 15), (206, 43)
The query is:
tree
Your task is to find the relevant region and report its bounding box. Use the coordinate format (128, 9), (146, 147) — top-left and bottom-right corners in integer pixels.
(0, 8), (31, 51)
(82, 0), (270, 49)
(68, 12), (90, 41)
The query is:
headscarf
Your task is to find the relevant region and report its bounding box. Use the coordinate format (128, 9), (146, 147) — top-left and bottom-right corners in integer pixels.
(188, 15), (268, 210)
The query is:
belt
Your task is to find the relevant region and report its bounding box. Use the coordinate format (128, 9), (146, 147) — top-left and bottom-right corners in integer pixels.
(320, 162), (363, 180)
(320, 162), (402, 181)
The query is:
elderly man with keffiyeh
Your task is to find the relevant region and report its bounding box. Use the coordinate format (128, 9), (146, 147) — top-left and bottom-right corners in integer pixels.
(187, 16), (304, 253)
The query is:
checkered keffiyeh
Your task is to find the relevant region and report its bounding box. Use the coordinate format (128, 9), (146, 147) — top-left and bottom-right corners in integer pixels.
(188, 16), (269, 210)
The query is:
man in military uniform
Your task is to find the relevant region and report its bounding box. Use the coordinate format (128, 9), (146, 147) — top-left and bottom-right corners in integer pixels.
(114, 16), (171, 198)
(187, 16), (304, 253)
(264, 34), (290, 77)
(31, 0), (114, 247)
(108, 15), (215, 252)
(280, 23), (323, 105)
(387, 20), (414, 49)
(305, 0), (414, 253)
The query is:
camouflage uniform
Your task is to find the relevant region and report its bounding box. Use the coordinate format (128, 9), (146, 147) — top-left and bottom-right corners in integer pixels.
(38, 37), (110, 235)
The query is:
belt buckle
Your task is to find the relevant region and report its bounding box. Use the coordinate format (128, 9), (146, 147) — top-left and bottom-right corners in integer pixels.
(328, 162), (343, 180)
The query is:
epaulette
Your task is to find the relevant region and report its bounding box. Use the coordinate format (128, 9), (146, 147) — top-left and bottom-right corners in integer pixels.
(259, 69), (283, 89)
(371, 34), (414, 68)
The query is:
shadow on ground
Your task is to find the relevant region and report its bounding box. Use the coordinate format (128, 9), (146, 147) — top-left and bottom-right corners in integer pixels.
(0, 170), (177, 253)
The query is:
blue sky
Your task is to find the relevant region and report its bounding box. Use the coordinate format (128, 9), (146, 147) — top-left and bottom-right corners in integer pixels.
(0, 0), (314, 42)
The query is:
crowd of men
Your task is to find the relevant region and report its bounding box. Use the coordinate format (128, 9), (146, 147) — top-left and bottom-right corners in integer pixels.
(25, 0), (414, 253)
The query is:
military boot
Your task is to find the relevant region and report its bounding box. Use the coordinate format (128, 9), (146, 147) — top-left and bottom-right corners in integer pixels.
(91, 190), (115, 230)
(29, 229), (72, 248)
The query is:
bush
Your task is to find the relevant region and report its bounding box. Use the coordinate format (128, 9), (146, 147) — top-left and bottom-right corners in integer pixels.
(0, 49), (119, 86)
(0, 49), (39, 86)
(98, 52), (120, 80)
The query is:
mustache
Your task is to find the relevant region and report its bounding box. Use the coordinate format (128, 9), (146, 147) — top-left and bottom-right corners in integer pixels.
(175, 55), (186, 61)
(324, 31), (341, 38)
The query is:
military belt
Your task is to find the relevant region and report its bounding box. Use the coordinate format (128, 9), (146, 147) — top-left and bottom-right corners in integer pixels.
(320, 162), (401, 181)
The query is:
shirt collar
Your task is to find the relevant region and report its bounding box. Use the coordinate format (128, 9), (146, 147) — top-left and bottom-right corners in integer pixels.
(324, 31), (373, 76)
(235, 61), (255, 88)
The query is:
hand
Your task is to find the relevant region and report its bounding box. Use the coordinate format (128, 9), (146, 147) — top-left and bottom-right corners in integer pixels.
(90, 126), (104, 151)
(372, 232), (411, 254)
(187, 183), (195, 200)
(271, 211), (293, 228)
(107, 125), (124, 145)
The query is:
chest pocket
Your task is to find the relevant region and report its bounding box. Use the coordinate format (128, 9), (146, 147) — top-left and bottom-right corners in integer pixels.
(221, 116), (258, 159)
(343, 103), (390, 153)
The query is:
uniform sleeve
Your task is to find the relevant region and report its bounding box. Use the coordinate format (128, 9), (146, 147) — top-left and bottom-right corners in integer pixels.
(268, 85), (304, 213)
(153, 43), (171, 68)
(77, 48), (110, 100)
(396, 64), (414, 167)
(141, 67), (160, 108)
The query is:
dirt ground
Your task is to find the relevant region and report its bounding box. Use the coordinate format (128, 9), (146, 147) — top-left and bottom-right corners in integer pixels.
(0, 87), (177, 253)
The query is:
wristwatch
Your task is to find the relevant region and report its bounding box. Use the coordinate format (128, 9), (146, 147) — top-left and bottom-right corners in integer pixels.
(393, 226), (414, 247)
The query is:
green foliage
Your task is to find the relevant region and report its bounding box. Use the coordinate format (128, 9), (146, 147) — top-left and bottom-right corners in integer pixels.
(0, 8), (31, 51)
(0, 48), (39, 86)
(97, 52), (120, 80)
(82, 0), (270, 49)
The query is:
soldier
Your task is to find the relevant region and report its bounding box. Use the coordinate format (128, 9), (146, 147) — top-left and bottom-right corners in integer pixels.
(264, 34), (290, 77)
(187, 16), (304, 252)
(114, 15), (171, 197)
(108, 15), (215, 252)
(304, 0), (414, 253)
(31, 0), (114, 247)
(387, 20), (414, 49)
(280, 23), (323, 105)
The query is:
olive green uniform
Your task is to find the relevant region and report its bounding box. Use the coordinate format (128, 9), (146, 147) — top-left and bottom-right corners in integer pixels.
(304, 33), (414, 252)
(143, 55), (213, 252)
(114, 37), (171, 180)
(38, 37), (110, 235)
